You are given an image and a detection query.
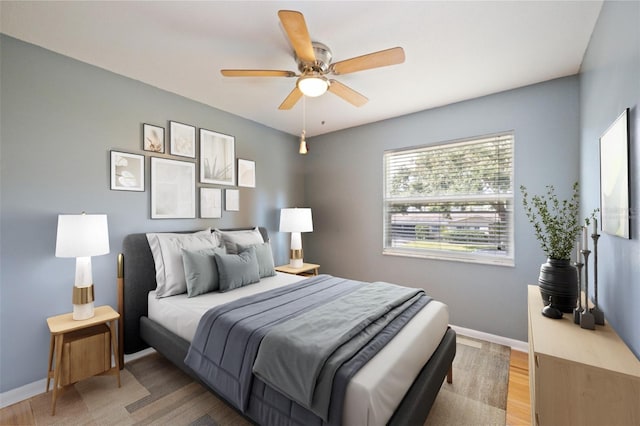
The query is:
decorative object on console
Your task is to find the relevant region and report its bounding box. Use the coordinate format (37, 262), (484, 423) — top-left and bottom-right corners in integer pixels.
(541, 296), (562, 319)
(521, 182), (581, 313)
(110, 151), (144, 192)
(169, 121), (196, 158)
(238, 159), (256, 188)
(200, 187), (222, 219)
(225, 189), (240, 211)
(150, 157), (195, 219)
(142, 123), (165, 153)
(579, 226), (595, 330)
(279, 208), (313, 268)
(590, 217), (605, 325)
(55, 213), (110, 320)
(599, 108), (630, 239)
(573, 239), (584, 325)
(200, 128), (235, 186)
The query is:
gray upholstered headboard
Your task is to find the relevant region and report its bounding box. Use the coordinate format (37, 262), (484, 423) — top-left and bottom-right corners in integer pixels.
(119, 227), (269, 357)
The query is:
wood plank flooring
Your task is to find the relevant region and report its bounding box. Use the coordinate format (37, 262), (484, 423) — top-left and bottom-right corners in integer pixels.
(506, 349), (531, 425)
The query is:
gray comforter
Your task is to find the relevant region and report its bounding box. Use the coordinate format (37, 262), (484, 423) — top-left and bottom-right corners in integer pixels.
(184, 275), (430, 424)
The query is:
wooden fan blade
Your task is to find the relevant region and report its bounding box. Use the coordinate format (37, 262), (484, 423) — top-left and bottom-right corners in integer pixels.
(278, 10), (315, 63)
(279, 87), (303, 110)
(221, 69), (296, 77)
(331, 47), (405, 75)
(328, 80), (368, 107)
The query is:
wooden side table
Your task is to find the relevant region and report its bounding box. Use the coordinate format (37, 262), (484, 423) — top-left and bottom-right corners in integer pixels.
(275, 262), (320, 276)
(46, 305), (121, 415)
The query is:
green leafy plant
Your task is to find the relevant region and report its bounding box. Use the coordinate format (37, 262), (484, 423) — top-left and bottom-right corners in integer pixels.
(520, 182), (581, 260)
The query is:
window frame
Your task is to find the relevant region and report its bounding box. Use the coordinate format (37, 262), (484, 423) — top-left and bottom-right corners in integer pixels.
(382, 132), (515, 267)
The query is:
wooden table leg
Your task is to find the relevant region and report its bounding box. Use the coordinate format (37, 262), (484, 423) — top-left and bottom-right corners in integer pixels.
(46, 335), (55, 392)
(109, 319), (121, 387)
(447, 365), (453, 384)
(51, 334), (64, 415)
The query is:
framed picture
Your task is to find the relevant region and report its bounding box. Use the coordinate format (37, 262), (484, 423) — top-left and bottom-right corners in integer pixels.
(169, 121), (196, 158)
(200, 128), (235, 185)
(150, 157), (195, 219)
(599, 108), (630, 238)
(143, 123), (165, 153)
(225, 189), (239, 211)
(237, 159), (256, 188)
(200, 187), (222, 219)
(110, 151), (144, 191)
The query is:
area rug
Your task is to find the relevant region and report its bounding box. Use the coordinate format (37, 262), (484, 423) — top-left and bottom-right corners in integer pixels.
(1, 335), (510, 425)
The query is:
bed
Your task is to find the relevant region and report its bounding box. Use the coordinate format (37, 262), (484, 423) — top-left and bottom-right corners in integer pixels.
(118, 227), (456, 425)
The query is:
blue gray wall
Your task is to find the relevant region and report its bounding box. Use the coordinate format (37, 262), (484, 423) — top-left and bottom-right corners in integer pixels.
(579, 0), (639, 358)
(304, 76), (581, 343)
(0, 35), (302, 392)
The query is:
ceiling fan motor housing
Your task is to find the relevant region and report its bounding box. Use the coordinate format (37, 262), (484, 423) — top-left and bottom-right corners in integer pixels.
(297, 41), (333, 73)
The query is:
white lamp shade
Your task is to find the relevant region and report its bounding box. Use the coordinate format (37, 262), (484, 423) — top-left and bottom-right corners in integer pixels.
(55, 214), (110, 258)
(279, 208), (313, 233)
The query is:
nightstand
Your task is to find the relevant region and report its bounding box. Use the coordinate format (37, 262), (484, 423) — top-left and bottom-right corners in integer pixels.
(46, 305), (121, 415)
(275, 263), (320, 276)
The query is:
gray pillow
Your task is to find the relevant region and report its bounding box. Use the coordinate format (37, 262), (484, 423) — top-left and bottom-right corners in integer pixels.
(214, 228), (264, 254)
(182, 247), (226, 297)
(214, 247), (260, 292)
(237, 242), (276, 278)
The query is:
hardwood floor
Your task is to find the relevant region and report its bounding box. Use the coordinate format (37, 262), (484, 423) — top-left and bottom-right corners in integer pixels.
(506, 349), (531, 425)
(2, 348), (532, 426)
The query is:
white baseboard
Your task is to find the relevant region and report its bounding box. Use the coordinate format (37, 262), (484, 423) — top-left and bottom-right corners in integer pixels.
(1, 328), (526, 409)
(451, 324), (529, 353)
(0, 348), (156, 409)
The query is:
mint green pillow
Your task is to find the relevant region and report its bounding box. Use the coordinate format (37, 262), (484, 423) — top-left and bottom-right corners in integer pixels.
(237, 242), (276, 278)
(181, 247), (226, 297)
(214, 247), (260, 292)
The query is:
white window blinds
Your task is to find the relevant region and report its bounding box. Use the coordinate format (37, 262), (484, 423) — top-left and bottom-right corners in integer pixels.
(383, 133), (514, 266)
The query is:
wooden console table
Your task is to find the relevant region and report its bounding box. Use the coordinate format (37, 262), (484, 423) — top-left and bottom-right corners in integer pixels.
(528, 285), (640, 426)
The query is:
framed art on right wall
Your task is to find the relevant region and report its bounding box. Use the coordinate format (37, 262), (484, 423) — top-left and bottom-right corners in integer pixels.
(599, 108), (630, 239)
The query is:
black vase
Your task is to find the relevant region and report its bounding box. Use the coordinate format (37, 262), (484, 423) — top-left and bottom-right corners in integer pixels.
(538, 258), (578, 313)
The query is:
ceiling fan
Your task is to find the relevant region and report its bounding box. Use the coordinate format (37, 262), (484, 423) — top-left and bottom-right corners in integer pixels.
(220, 10), (405, 110)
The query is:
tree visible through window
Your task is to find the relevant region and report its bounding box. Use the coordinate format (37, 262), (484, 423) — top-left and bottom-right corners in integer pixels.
(383, 133), (514, 265)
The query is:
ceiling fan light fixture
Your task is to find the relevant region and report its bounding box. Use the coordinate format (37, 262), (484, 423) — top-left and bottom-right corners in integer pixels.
(297, 74), (329, 97)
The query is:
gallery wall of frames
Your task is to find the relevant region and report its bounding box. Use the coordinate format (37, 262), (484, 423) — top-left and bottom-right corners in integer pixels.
(110, 120), (256, 219)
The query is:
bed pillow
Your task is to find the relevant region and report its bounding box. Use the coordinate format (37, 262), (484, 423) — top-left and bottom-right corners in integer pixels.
(214, 227), (264, 254)
(146, 229), (220, 298)
(237, 242), (276, 278)
(182, 247), (227, 297)
(214, 247), (260, 292)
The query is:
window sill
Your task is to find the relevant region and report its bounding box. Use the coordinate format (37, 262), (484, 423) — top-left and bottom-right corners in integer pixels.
(383, 248), (515, 267)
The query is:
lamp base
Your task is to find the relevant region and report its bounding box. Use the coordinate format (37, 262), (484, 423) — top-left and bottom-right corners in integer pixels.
(289, 258), (304, 268)
(289, 248), (303, 269)
(72, 284), (95, 320)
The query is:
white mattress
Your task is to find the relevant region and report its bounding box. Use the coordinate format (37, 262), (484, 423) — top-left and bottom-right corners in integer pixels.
(148, 273), (449, 426)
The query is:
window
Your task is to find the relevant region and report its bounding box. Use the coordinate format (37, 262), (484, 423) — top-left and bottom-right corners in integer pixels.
(383, 132), (514, 266)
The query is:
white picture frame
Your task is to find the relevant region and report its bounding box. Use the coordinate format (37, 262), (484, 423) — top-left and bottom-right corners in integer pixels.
(200, 187), (222, 219)
(237, 159), (256, 188)
(225, 189), (239, 211)
(200, 128), (235, 186)
(169, 121), (196, 158)
(150, 157), (195, 219)
(110, 151), (144, 192)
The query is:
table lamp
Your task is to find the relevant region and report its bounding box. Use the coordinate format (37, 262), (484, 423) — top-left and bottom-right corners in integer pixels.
(279, 208), (313, 268)
(55, 213), (110, 320)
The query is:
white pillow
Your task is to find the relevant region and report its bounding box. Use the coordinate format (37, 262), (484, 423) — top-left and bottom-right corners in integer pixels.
(146, 229), (220, 298)
(214, 227), (264, 254)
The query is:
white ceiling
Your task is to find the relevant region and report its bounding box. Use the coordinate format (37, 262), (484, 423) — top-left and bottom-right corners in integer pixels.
(1, 1), (602, 137)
